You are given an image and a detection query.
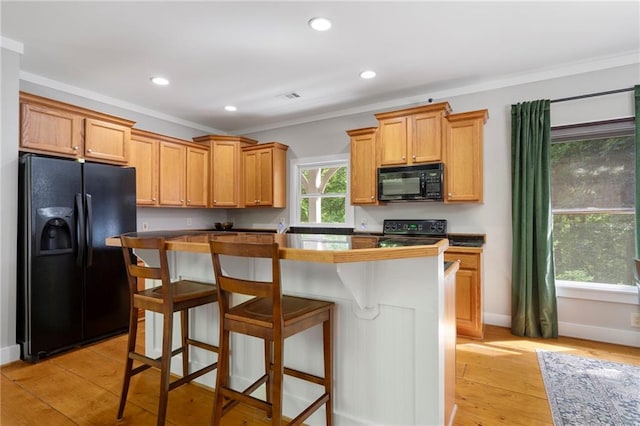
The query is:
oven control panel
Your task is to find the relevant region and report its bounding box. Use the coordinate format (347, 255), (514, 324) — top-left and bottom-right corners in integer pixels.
(382, 219), (447, 236)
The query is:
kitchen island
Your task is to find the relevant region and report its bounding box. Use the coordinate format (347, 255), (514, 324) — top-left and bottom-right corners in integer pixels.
(107, 231), (458, 426)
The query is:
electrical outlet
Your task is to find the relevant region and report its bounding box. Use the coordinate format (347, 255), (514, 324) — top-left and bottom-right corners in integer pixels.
(631, 313), (640, 328)
(142, 222), (149, 231)
(187, 218), (192, 226)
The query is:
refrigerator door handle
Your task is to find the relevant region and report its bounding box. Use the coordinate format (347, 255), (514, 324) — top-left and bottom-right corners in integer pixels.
(75, 193), (85, 267)
(86, 194), (93, 267)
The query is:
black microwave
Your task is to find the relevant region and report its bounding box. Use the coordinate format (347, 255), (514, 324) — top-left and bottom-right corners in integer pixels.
(377, 163), (444, 202)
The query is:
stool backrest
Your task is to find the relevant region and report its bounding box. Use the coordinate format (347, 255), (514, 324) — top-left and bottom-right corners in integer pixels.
(209, 238), (283, 324)
(120, 235), (173, 301)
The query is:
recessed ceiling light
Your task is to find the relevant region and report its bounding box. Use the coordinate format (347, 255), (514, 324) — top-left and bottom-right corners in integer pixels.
(224, 105), (237, 112)
(308, 17), (331, 31)
(360, 70), (377, 79)
(150, 76), (170, 86)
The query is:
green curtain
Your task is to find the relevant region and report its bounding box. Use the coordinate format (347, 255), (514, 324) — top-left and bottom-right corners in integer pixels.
(511, 100), (558, 338)
(635, 85), (640, 258)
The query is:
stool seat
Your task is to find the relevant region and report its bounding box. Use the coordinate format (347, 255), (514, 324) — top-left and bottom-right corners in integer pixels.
(209, 237), (334, 425)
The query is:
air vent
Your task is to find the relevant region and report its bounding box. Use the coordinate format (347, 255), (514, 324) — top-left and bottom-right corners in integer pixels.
(280, 92), (301, 100)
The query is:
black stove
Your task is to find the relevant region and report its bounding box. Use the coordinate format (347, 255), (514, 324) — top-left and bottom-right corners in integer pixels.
(382, 219), (447, 237)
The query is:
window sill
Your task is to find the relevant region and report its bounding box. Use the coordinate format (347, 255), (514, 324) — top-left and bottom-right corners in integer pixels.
(556, 280), (639, 305)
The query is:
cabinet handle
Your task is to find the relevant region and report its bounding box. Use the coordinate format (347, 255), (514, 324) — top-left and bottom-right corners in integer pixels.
(402, 156), (406, 160)
(152, 198), (156, 201)
(188, 199), (191, 203)
(213, 200), (217, 204)
(448, 193), (452, 197)
(412, 155), (416, 159)
(73, 146), (79, 150)
(87, 149), (93, 153)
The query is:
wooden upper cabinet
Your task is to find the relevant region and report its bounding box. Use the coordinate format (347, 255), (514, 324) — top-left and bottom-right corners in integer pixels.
(375, 102), (451, 166)
(159, 141), (186, 207)
(130, 130), (159, 206)
(20, 102), (83, 156)
(347, 127), (379, 205)
(192, 135), (258, 208)
(84, 118), (130, 163)
(19, 92), (134, 165)
(242, 142), (288, 208)
(444, 109), (488, 203)
(186, 146), (209, 207)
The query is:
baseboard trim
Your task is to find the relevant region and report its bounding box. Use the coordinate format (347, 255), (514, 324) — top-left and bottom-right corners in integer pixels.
(1, 344), (21, 366)
(483, 312), (640, 347)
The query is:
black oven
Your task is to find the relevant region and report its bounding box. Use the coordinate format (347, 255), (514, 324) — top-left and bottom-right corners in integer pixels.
(377, 163), (443, 202)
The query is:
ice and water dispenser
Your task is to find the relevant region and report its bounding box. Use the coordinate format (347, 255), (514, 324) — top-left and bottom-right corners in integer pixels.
(36, 207), (74, 255)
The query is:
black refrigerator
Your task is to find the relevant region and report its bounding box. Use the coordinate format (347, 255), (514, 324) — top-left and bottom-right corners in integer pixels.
(18, 154), (136, 362)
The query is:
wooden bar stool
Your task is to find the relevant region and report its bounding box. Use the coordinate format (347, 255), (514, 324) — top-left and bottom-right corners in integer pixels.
(208, 238), (334, 425)
(118, 236), (219, 426)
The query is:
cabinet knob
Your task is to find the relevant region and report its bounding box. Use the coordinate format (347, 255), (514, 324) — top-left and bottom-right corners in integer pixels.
(448, 193), (452, 197)
(152, 197), (156, 201)
(412, 155), (416, 159)
(73, 146), (79, 150)
(87, 149), (93, 153)
(181, 199), (184, 203)
(213, 200), (217, 204)
(370, 195), (374, 200)
(402, 156), (406, 160)
(188, 199), (191, 203)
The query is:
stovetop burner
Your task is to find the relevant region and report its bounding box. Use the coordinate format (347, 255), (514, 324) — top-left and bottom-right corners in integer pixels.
(382, 219), (447, 237)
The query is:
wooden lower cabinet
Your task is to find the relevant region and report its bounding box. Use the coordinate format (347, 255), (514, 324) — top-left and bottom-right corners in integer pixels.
(444, 249), (483, 338)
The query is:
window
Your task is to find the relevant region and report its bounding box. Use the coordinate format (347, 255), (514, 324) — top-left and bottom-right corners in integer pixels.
(290, 155), (353, 227)
(550, 118), (636, 286)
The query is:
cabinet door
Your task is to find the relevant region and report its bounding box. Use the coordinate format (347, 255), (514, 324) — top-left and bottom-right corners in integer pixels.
(85, 118), (130, 164)
(378, 117), (407, 166)
(186, 146), (209, 207)
(159, 141), (186, 206)
(444, 251), (483, 338)
(349, 128), (378, 205)
(444, 111), (486, 203)
(411, 111), (443, 163)
(211, 141), (242, 207)
(257, 148), (274, 206)
(20, 103), (83, 157)
(243, 149), (260, 206)
(130, 135), (158, 206)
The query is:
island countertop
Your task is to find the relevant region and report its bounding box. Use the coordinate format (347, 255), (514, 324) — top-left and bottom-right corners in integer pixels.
(106, 230), (448, 263)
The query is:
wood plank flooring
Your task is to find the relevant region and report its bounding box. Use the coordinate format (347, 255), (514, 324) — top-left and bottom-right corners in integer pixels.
(2, 323), (638, 425)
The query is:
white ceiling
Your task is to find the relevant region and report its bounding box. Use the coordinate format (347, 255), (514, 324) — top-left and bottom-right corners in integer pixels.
(2, 1), (639, 134)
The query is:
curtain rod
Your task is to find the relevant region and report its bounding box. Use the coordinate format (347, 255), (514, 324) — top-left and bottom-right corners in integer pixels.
(550, 87), (634, 104)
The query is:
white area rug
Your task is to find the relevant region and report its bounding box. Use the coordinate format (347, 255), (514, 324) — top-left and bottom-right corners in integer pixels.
(537, 350), (640, 426)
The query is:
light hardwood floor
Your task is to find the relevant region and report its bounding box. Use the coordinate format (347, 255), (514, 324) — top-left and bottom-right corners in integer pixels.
(2, 323), (639, 425)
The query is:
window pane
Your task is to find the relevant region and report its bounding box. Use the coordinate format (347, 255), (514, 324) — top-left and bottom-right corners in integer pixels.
(299, 196), (346, 224)
(553, 213), (635, 285)
(551, 136), (634, 209)
(550, 127), (636, 287)
(300, 166), (347, 195)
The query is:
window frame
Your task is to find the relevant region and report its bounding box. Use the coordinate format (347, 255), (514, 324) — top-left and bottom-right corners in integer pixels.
(289, 154), (354, 228)
(550, 117), (638, 303)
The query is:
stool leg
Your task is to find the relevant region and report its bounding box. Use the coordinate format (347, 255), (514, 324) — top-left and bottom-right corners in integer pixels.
(211, 328), (230, 426)
(157, 311), (174, 426)
(264, 339), (273, 419)
(117, 306), (139, 420)
(181, 309), (189, 377)
(271, 337), (284, 425)
(323, 312), (334, 426)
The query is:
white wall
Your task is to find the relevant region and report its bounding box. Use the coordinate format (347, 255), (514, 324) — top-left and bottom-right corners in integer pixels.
(235, 63), (640, 347)
(1, 44), (22, 364)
